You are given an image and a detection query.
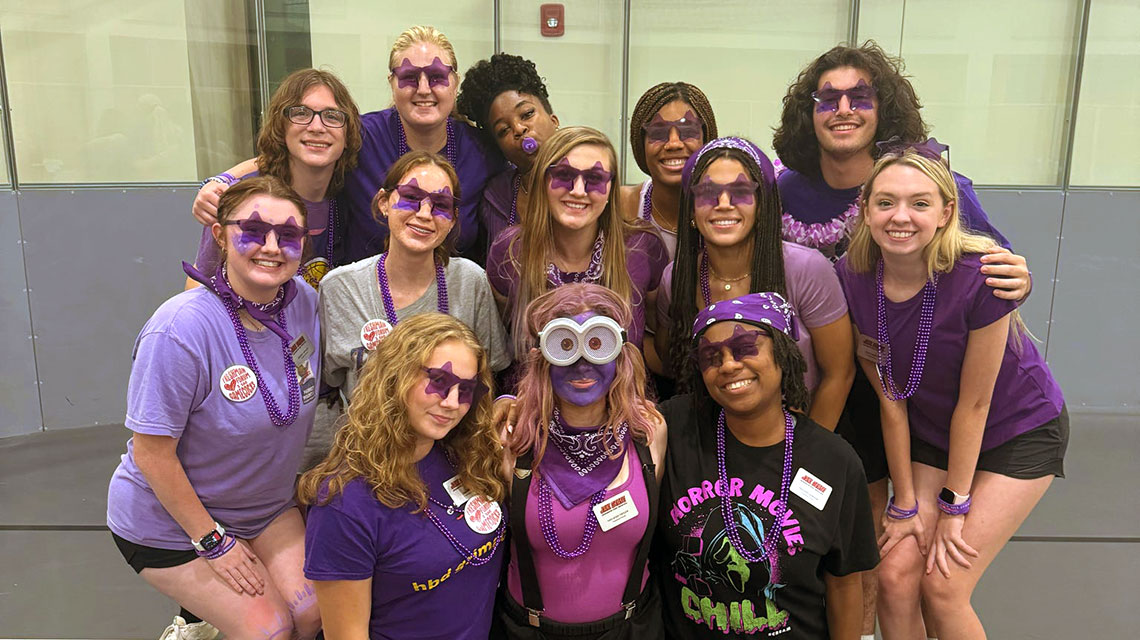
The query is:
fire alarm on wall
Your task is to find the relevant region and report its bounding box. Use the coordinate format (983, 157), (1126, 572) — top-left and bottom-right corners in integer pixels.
(541, 4), (564, 37)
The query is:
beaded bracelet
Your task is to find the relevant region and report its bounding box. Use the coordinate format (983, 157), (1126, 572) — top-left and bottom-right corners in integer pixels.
(937, 494), (972, 516)
(198, 534), (237, 560)
(886, 496), (919, 520)
(494, 394), (517, 403)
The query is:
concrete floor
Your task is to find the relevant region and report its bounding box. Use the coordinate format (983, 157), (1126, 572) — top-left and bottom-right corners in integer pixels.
(1, 413), (1137, 638)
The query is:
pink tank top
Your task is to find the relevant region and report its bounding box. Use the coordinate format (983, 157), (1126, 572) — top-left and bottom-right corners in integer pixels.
(506, 443), (652, 623)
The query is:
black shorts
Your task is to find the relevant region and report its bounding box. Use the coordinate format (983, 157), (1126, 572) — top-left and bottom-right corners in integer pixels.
(112, 532), (198, 574)
(835, 367), (889, 483)
(911, 405), (1069, 479)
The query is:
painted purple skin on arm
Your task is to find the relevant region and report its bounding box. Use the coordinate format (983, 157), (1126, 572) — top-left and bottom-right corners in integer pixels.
(546, 157), (613, 195)
(393, 177), (457, 219)
(549, 311), (618, 406)
(423, 361), (487, 405)
(643, 110), (703, 144)
(812, 79), (876, 113)
(692, 173), (758, 208)
(392, 57), (453, 89)
(694, 324), (764, 370)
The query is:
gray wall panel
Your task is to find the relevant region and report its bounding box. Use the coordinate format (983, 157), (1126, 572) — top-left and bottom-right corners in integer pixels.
(973, 541), (1140, 639)
(0, 191), (41, 437)
(1048, 190), (1140, 410)
(20, 188), (200, 430)
(973, 189), (1064, 344)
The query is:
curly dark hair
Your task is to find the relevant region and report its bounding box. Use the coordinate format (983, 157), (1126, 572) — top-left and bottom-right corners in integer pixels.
(688, 323), (810, 419)
(772, 41), (928, 178)
(257, 68), (361, 197)
(629, 82), (718, 175)
(668, 146), (786, 392)
(456, 53), (553, 138)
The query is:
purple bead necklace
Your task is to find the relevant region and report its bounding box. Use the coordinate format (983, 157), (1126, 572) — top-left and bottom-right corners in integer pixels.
(217, 270), (301, 427)
(546, 230), (605, 287)
(641, 181), (654, 222)
(875, 260), (938, 401)
(716, 408), (794, 585)
(397, 117), (457, 168)
(324, 198), (336, 263)
(508, 170), (521, 226)
(537, 477), (605, 559)
(376, 252), (449, 325)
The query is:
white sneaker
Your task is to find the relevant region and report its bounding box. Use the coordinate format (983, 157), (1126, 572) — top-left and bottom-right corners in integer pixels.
(158, 616), (220, 640)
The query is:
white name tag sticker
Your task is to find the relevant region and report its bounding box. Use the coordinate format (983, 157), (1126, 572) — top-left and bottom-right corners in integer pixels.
(443, 474), (479, 507)
(289, 333), (315, 367)
(592, 490), (639, 532)
(856, 332), (883, 362)
(791, 467), (833, 511)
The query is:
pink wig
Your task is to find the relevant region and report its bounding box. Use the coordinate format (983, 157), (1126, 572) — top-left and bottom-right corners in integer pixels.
(508, 283), (658, 474)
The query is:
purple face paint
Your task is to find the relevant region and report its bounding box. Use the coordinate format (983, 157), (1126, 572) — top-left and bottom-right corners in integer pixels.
(392, 57), (454, 89)
(222, 210), (307, 260)
(694, 324), (763, 370)
(692, 173), (758, 208)
(422, 361), (487, 405)
(522, 136), (538, 154)
(546, 157), (612, 195)
(549, 312), (619, 407)
(643, 110), (703, 144)
(811, 79), (876, 113)
(393, 177), (457, 219)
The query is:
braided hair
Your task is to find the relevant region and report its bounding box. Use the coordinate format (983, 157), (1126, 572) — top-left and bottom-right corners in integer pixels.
(457, 53), (553, 141)
(629, 82), (718, 175)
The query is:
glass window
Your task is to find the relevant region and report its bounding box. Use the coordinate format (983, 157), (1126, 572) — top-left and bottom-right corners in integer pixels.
(858, 0), (1081, 186)
(625, 0), (850, 183)
(1069, 0), (1140, 187)
(499, 0), (626, 158)
(0, 1), (254, 184)
(308, 2), (494, 117)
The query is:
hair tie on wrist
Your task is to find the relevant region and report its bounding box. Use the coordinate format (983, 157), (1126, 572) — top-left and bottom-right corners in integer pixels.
(886, 496), (919, 520)
(495, 394), (517, 403)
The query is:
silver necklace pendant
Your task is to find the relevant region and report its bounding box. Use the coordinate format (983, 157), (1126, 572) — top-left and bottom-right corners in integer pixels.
(724, 283), (732, 291)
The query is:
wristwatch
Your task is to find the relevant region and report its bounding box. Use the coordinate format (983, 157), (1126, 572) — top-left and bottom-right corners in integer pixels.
(191, 522), (226, 553)
(939, 487), (970, 505)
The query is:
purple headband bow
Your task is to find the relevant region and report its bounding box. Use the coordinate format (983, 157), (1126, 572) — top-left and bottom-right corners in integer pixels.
(681, 136), (776, 192)
(875, 136), (949, 162)
(691, 291), (799, 341)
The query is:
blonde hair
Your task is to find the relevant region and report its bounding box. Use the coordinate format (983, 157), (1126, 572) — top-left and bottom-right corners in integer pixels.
(297, 313), (505, 511)
(504, 126), (651, 357)
(847, 151), (1029, 346)
(388, 25), (459, 74)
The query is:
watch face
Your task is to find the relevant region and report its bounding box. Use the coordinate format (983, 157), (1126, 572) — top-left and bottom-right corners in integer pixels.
(200, 531), (222, 551)
(939, 487), (956, 504)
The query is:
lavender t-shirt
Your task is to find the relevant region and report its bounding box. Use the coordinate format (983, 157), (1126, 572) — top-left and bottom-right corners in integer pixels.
(341, 108), (505, 261)
(777, 166), (1010, 261)
(304, 445), (503, 639)
(487, 226), (669, 351)
(106, 279), (320, 548)
(657, 241), (849, 391)
(836, 254), (1063, 451)
(478, 167), (518, 257)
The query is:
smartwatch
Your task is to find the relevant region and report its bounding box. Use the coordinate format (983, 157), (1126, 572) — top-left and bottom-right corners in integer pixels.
(939, 487), (969, 505)
(191, 522), (226, 553)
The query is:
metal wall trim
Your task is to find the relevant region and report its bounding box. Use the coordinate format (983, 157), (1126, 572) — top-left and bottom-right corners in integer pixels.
(847, 0), (861, 45)
(1060, 0), (1093, 189)
(0, 30), (19, 190)
(493, 0), (501, 54)
(619, 0), (632, 180)
(252, 0), (271, 119)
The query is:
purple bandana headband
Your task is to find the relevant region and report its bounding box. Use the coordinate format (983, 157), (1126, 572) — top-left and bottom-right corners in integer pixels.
(875, 136), (950, 164)
(681, 136), (776, 191)
(691, 291), (799, 341)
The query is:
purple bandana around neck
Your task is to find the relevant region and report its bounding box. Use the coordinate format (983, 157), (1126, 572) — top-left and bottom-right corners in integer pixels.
(682, 136), (776, 192)
(541, 409), (630, 509)
(691, 291), (798, 341)
(183, 261), (297, 343)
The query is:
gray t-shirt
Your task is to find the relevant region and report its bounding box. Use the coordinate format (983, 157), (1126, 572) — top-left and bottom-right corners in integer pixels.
(319, 255), (510, 400)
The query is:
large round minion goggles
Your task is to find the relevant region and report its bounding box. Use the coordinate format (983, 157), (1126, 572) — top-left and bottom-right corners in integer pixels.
(538, 315), (627, 366)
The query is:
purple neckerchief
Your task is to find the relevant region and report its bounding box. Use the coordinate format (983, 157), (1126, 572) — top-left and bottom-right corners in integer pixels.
(541, 417), (629, 509)
(691, 291), (798, 341)
(183, 261), (297, 342)
(682, 136), (776, 190)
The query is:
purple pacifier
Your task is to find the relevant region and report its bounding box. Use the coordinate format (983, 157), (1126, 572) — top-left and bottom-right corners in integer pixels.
(522, 137), (538, 155)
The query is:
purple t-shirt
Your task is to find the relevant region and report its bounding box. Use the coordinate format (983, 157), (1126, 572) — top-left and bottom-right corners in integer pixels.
(195, 193), (339, 290)
(657, 241), (849, 391)
(506, 445), (651, 623)
(304, 445), (503, 639)
(106, 279), (320, 548)
(341, 108), (505, 262)
(836, 254), (1063, 451)
(478, 167), (519, 256)
(777, 166), (1010, 261)
(487, 226), (669, 351)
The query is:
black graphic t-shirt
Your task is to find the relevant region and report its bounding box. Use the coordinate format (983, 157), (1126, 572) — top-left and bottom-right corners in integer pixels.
(656, 396), (878, 639)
